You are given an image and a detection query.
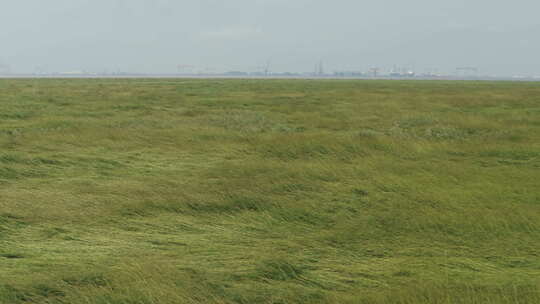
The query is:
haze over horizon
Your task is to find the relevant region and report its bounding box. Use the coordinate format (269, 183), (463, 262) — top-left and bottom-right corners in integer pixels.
(1, 0), (539, 76)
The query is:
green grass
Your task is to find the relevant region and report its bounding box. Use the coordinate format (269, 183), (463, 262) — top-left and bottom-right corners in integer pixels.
(1, 79), (539, 304)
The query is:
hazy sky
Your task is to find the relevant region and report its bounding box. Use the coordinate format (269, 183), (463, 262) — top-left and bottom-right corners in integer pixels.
(1, 0), (539, 75)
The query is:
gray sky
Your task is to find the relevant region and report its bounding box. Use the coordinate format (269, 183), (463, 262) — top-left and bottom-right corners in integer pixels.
(1, 0), (539, 75)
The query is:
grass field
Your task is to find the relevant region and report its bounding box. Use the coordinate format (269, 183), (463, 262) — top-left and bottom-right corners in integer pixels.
(1, 79), (539, 304)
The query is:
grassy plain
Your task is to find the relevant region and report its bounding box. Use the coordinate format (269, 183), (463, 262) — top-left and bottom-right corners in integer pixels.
(0, 79), (539, 303)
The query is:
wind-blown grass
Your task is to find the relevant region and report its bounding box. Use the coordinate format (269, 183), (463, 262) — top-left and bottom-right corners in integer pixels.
(1, 79), (539, 303)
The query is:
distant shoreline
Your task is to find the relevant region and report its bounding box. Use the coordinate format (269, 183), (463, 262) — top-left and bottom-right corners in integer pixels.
(1, 74), (539, 81)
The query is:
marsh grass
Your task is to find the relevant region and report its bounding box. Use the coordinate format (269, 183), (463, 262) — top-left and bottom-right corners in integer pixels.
(0, 79), (539, 303)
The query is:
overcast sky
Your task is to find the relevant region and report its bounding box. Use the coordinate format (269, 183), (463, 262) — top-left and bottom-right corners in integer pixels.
(1, 0), (539, 75)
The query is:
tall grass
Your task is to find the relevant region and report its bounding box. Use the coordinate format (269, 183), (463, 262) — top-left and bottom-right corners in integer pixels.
(1, 79), (539, 303)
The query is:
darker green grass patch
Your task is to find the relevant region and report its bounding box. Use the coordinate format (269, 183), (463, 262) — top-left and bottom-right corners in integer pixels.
(270, 206), (331, 226)
(0, 167), (24, 180)
(479, 149), (540, 161)
(63, 274), (109, 288)
(33, 284), (66, 298)
(357, 282), (540, 304)
(0, 112), (34, 120)
(0, 285), (32, 303)
(0, 154), (23, 164)
(0, 154), (63, 166)
(0, 160), (61, 181)
(256, 259), (305, 281)
(185, 194), (275, 214)
(41, 227), (71, 239)
(0, 253), (25, 259)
